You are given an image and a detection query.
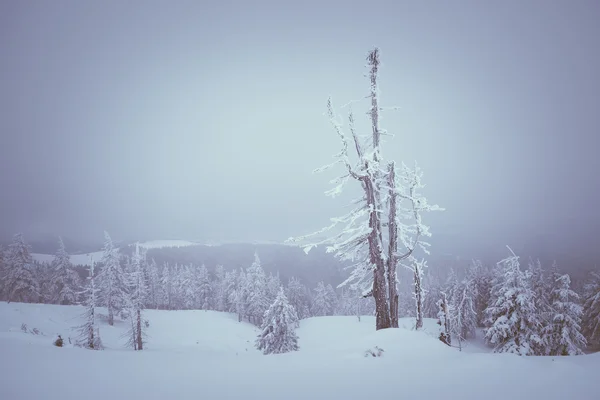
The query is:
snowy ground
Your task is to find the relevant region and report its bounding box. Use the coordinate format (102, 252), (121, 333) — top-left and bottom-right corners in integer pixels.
(0, 302), (596, 400)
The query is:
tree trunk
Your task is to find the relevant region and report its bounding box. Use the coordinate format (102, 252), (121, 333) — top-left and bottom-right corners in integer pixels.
(387, 162), (399, 328)
(136, 309), (143, 350)
(108, 306), (114, 326)
(415, 266), (424, 330)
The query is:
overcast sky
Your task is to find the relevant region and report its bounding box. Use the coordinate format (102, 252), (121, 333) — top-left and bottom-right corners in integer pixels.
(1, 0), (599, 248)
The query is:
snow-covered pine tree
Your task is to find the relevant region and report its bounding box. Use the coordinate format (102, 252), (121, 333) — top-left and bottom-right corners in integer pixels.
(196, 264), (212, 310)
(245, 253), (269, 325)
(286, 48), (441, 330)
(422, 270), (442, 319)
(123, 243), (148, 350)
(213, 265), (227, 312)
(448, 277), (478, 347)
(3, 233), (39, 303)
(35, 261), (54, 303)
(483, 247), (543, 356)
(255, 287), (299, 355)
(467, 259), (491, 327)
(312, 281), (334, 317)
(159, 262), (173, 310)
(146, 258), (160, 309)
(286, 277), (311, 321)
(266, 273), (282, 305)
(49, 237), (81, 305)
(528, 258), (553, 353)
(181, 264), (198, 310)
(223, 269), (238, 313)
(582, 270), (600, 348)
(96, 232), (127, 325)
(325, 283), (338, 314)
(437, 293), (451, 346)
(235, 268), (249, 322)
(548, 274), (586, 355)
(76, 256), (103, 350)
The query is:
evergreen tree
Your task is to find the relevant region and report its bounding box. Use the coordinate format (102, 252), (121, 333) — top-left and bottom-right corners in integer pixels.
(285, 277), (311, 321)
(266, 273), (282, 305)
(146, 258), (160, 309)
(3, 233), (39, 303)
(325, 283), (338, 314)
(96, 231), (127, 325)
(312, 281), (333, 316)
(223, 269), (239, 313)
(468, 259), (491, 327)
(484, 247), (543, 356)
(75, 257), (103, 350)
(124, 243), (148, 350)
(235, 268), (248, 322)
(422, 270), (442, 319)
(49, 237), (81, 305)
(181, 264), (198, 310)
(246, 253), (269, 325)
(448, 277), (478, 347)
(548, 274), (586, 355)
(528, 258), (553, 352)
(582, 271), (600, 348)
(255, 287), (299, 355)
(196, 264), (212, 310)
(214, 265), (227, 312)
(159, 262), (173, 310)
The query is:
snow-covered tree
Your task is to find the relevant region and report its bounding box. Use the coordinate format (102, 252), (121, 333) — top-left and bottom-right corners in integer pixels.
(312, 281), (334, 316)
(223, 269), (238, 313)
(196, 264), (212, 310)
(548, 274), (586, 355)
(48, 237), (81, 305)
(124, 243), (148, 350)
(410, 258), (426, 330)
(286, 277), (311, 321)
(213, 265), (227, 312)
(159, 262), (173, 310)
(181, 264), (198, 310)
(96, 231), (127, 325)
(246, 253), (269, 325)
(528, 258), (553, 349)
(484, 247), (543, 356)
(235, 268), (249, 322)
(255, 287), (299, 355)
(266, 273), (282, 305)
(582, 271), (600, 348)
(448, 277), (478, 347)
(437, 293), (451, 346)
(146, 258), (160, 309)
(467, 259), (491, 327)
(3, 233), (39, 303)
(422, 270), (442, 319)
(286, 48), (441, 330)
(75, 257), (103, 350)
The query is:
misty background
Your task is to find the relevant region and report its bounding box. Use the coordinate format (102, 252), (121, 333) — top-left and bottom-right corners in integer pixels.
(1, 1), (599, 279)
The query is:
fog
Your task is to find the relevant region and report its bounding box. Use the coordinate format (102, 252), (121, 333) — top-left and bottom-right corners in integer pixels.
(1, 1), (599, 259)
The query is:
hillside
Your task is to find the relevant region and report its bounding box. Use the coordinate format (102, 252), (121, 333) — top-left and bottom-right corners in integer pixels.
(0, 302), (596, 400)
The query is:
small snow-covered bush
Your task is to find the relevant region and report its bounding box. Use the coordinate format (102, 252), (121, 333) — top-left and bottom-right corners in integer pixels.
(364, 346), (385, 357)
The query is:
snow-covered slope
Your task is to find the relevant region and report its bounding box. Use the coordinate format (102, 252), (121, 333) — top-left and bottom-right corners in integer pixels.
(135, 240), (200, 249)
(0, 302), (596, 400)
